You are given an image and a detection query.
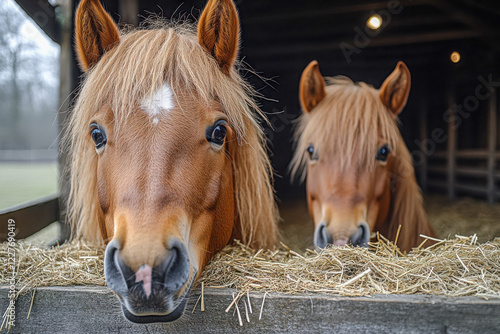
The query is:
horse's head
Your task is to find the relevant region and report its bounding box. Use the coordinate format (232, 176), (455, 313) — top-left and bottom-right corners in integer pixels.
(292, 60), (412, 250)
(70, 0), (276, 323)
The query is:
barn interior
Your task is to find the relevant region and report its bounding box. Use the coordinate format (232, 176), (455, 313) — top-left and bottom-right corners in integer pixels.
(10, 0), (500, 247)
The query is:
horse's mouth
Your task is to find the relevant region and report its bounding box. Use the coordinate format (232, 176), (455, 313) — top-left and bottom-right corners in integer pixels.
(121, 295), (189, 323)
(104, 238), (197, 323)
(120, 272), (196, 324)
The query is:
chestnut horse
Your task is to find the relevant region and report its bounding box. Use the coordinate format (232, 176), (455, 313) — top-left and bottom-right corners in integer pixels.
(67, 0), (278, 323)
(291, 61), (436, 252)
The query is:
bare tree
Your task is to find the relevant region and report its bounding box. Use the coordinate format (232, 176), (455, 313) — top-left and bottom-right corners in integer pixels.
(0, 0), (59, 150)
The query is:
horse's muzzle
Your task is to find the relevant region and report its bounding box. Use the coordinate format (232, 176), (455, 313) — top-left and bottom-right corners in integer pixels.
(104, 239), (196, 323)
(314, 222), (370, 249)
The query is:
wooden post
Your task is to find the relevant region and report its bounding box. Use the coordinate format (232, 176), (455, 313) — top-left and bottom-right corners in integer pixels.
(56, 0), (80, 244)
(447, 94), (457, 200)
(119, 0), (139, 26)
(419, 100), (428, 192)
(487, 89), (497, 204)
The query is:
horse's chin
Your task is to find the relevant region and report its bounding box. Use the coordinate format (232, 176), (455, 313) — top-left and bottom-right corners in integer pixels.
(121, 296), (188, 324)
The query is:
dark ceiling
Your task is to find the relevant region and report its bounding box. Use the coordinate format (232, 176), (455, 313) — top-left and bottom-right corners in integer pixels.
(17, 0), (500, 197)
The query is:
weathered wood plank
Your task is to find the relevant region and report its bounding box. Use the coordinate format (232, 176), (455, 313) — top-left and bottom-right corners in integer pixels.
(0, 195), (59, 241)
(1, 286), (499, 333)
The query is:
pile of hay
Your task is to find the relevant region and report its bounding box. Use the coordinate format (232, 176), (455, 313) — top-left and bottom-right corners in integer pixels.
(202, 235), (500, 298)
(1, 235), (499, 299)
(0, 241), (105, 295)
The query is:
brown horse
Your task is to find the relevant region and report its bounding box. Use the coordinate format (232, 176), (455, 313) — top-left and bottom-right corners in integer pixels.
(67, 0), (278, 323)
(291, 60), (436, 252)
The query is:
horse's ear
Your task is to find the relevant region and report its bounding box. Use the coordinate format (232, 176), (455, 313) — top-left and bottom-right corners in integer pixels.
(299, 60), (326, 113)
(379, 61), (411, 116)
(198, 0), (240, 75)
(75, 0), (120, 71)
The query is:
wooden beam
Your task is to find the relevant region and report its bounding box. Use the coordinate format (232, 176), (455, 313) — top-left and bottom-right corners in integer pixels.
(487, 89), (497, 204)
(434, 0), (500, 52)
(456, 150), (492, 159)
(437, 0), (500, 37)
(457, 167), (488, 178)
(427, 180), (448, 191)
(429, 151), (447, 159)
(447, 94), (457, 200)
(243, 14), (455, 44)
(419, 101), (428, 192)
(432, 150), (500, 159)
(241, 0), (431, 25)
(1, 286), (500, 332)
(119, 0), (139, 26)
(0, 195), (59, 241)
(56, 0), (80, 244)
(428, 166), (447, 174)
(456, 0), (500, 16)
(455, 183), (489, 196)
(431, 166), (499, 179)
(14, 0), (61, 44)
(245, 29), (481, 59)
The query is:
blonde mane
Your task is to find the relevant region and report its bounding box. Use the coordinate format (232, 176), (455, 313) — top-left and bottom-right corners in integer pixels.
(291, 76), (433, 251)
(65, 22), (278, 249)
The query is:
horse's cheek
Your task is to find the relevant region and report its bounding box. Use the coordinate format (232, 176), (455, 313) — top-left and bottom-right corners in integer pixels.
(374, 179), (391, 230)
(306, 168), (322, 224)
(211, 170), (235, 249)
(96, 164), (114, 242)
(197, 167), (235, 271)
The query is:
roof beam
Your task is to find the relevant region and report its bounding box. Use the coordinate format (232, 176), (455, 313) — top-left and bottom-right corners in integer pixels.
(241, 0), (432, 25)
(243, 14), (456, 45)
(14, 0), (61, 44)
(245, 29), (481, 59)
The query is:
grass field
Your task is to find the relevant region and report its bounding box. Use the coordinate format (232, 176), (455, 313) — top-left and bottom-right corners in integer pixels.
(0, 162), (59, 210)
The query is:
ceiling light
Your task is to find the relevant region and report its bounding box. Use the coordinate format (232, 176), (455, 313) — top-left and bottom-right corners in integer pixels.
(366, 14), (382, 30)
(450, 51), (461, 63)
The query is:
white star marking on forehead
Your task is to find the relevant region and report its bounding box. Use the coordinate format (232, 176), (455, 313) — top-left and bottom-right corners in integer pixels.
(140, 83), (174, 124)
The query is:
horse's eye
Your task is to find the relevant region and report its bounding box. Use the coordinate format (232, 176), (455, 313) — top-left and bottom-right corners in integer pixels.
(206, 120), (228, 150)
(376, 144), (390, 162)
(89, 123), (107, 153)
(307, 144), (318, 161)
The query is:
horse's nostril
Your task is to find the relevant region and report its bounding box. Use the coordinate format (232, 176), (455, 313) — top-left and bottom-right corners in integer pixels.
(161, 239), (190, 292)
(104, 240), (129, 296)
(314, 222), (333, 249)
(350, 222), (370, 247)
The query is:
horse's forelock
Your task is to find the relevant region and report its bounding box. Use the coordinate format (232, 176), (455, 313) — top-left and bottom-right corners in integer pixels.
(290, 78), (401, 182)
